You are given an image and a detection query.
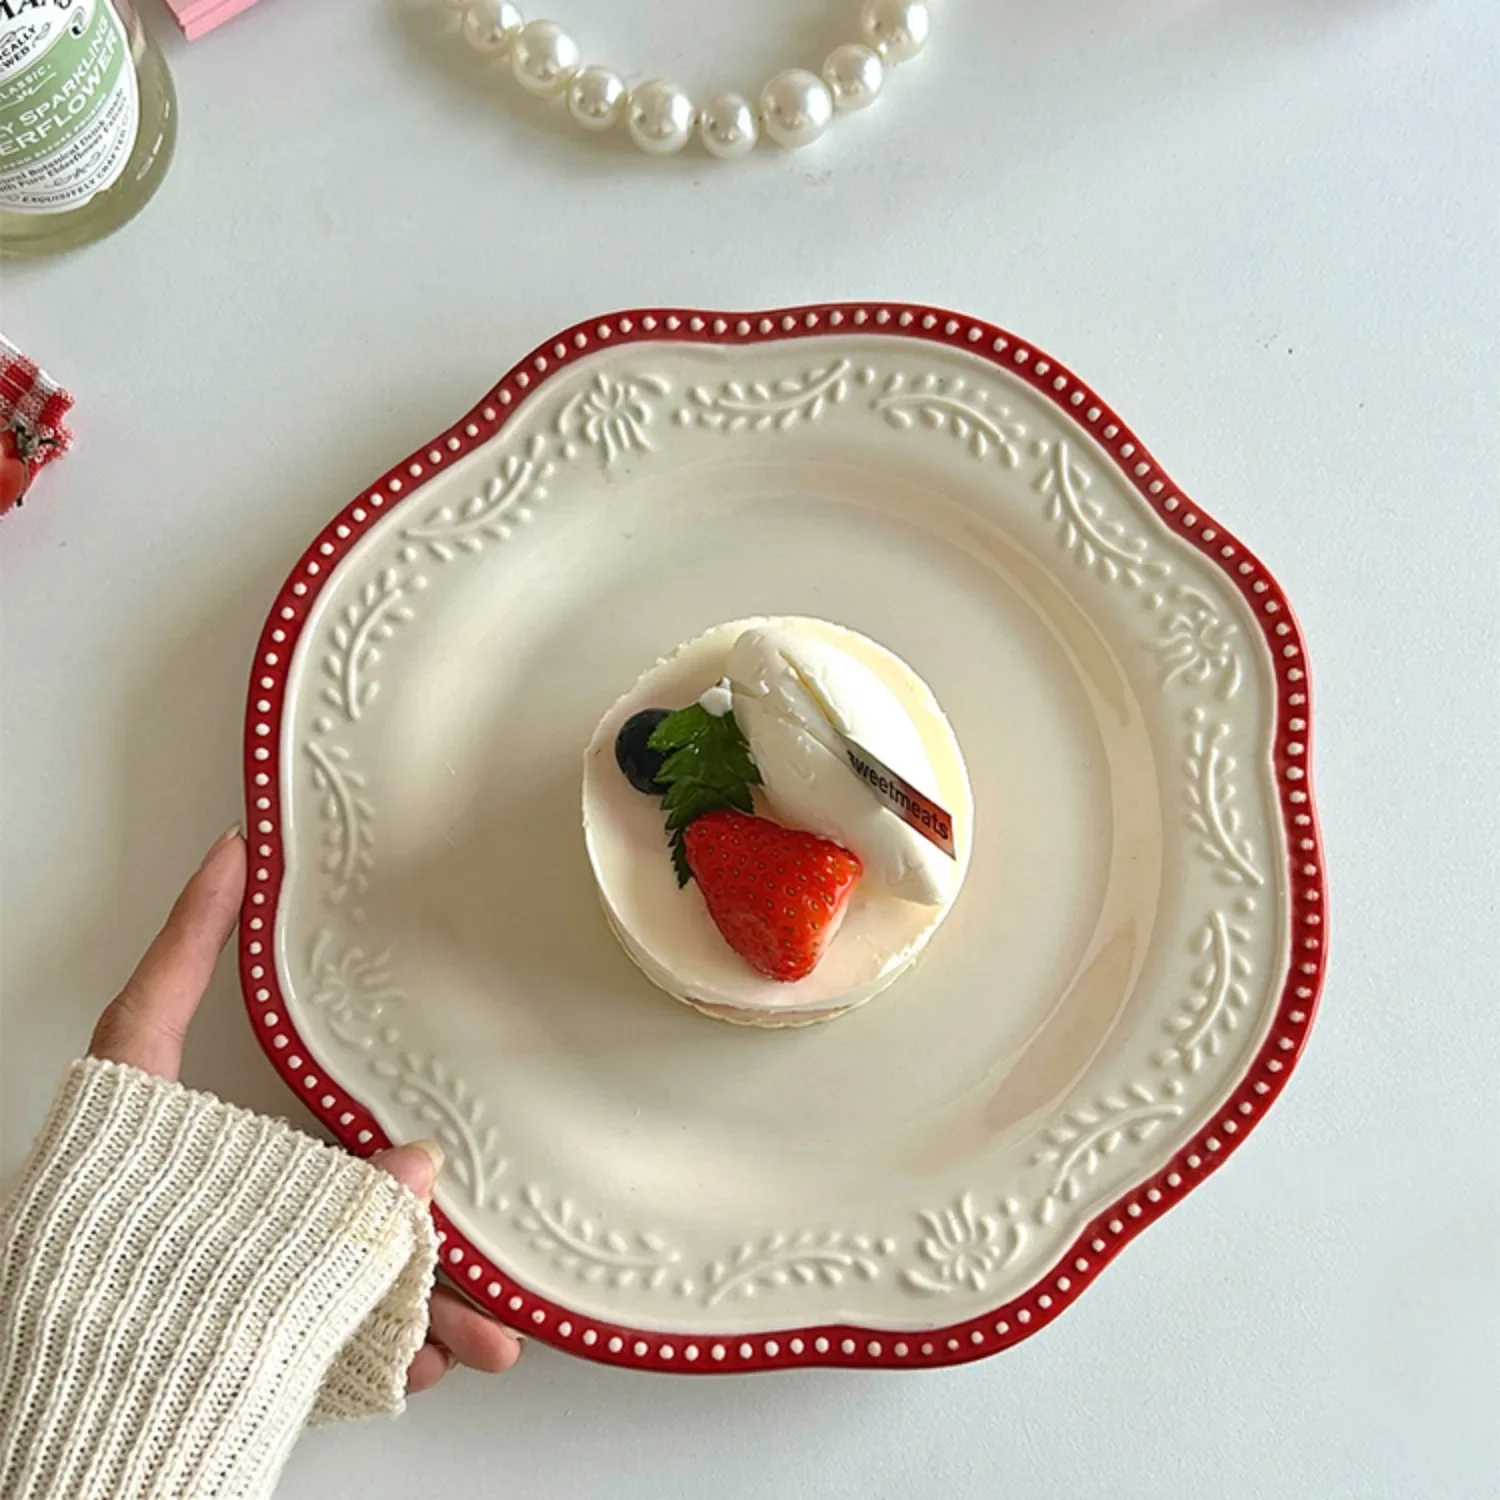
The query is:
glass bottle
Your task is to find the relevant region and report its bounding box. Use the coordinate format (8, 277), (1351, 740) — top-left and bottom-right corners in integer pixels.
(0, 0), (177, 258)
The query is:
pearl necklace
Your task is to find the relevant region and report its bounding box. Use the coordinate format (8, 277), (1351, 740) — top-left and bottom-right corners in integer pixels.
(441, 0), (931, 158)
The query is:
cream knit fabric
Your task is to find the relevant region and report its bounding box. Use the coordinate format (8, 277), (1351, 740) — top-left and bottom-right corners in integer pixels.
(0, 1058), (438, 1500)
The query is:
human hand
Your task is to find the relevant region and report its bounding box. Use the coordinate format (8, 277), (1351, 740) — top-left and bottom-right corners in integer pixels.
(88, 825), (522, 1393)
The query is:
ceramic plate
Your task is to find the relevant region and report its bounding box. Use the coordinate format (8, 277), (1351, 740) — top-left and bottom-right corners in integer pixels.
(241, 304), (1326, 1372)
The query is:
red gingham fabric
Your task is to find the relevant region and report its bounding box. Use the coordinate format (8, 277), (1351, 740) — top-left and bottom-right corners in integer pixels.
(0, 333), (73, 472)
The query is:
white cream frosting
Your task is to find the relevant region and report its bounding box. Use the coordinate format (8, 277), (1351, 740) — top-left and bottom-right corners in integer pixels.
(726, 624), (954, 906)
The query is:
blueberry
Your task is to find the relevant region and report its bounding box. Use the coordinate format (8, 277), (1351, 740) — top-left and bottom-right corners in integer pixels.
(614, 708), (672, 794)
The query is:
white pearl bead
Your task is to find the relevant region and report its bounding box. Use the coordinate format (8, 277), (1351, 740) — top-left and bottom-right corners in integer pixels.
(510, 20), (580, 96)
(568, 66), (626, 131)
(699, 92), (758, 159)
(822, 44), (884, 112)
(759, 69), (833, 149)
(860, 0), (930, 64)
(627, 79), (696, 156)
(461, 0), (522, 53)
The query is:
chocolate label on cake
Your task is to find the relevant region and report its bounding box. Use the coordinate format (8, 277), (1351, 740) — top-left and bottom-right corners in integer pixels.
(840, 735), (957, 860)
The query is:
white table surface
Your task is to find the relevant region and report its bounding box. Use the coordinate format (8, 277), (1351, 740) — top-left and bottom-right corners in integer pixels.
(4, 1), (1498, 1495)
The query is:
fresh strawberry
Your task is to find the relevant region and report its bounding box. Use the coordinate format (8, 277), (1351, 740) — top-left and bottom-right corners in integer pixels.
(684, 809), (862, 983)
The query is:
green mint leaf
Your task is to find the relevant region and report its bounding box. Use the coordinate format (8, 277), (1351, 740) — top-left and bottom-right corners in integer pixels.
(669, 835), (694, 887)
(648, 705), (711, 754)
(648, 698), (761, 886)
(656, 746), (706, 787)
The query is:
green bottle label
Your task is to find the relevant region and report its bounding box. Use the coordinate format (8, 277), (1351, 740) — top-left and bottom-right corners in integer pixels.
(0, 1), (139, 215)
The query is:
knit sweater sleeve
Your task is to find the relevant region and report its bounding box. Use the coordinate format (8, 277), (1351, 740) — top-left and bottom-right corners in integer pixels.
(0, 1058), (438, 1500)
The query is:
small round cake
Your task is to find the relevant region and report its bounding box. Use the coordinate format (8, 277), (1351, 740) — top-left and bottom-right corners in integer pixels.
(582, 618), (973, 1028)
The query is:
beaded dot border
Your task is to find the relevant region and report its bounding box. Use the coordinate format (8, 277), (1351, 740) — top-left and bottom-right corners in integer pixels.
(241, 302), (1327, 1373)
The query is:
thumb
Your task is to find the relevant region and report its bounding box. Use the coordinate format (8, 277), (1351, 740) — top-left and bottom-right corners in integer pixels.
(90, 827), (247, 1080)
(371, 1139), (445, 1204)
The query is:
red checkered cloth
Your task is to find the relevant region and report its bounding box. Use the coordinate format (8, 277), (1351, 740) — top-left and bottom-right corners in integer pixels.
(0, 333), (73, 472)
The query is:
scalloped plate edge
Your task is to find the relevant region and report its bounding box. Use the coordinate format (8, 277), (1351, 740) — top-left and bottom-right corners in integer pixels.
(239, 302), (1327, 1373)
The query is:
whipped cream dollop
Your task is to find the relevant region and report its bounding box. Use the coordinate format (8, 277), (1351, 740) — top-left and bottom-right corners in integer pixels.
(726, 624), (953, 906)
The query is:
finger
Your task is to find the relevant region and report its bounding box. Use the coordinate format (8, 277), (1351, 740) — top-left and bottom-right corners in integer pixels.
(369, 1147), (520, 1372)
(90, 828), (247, 1080)
(404, 1342), (452, 1396)
(429, 1285), (523, 1373)
(369, 1140), (443, 1203)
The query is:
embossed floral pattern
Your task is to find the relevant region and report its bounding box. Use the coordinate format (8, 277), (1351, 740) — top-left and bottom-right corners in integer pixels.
(516, 1187), (681, 1290)
(1157, 910), (1255, 1073)
(306, 929), (402, 1047)
(680, 360), (851, 431)
(871, 371), (1025, 466)
(371, 1052), (507, 1210)
(1152, 584), (1244, 699)
(1036, 438), (1170, 589)
(1185, 711), (1265, 887)
(902, 1194), (1025, 1294)
(403, 436), (551, 561)
(558, 372), (670, 465)
(705, 1231), (893, 1306)
(305, 741), (373, 906)
(1031, 1087), (1183, 1226)
(320, 569), (424, 721)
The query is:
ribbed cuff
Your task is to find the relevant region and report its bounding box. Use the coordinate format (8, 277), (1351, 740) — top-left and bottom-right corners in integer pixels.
(0, 1059), (437, 1500)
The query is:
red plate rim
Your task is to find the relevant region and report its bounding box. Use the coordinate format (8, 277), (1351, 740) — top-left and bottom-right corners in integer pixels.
(240, 301), (1327, 1373)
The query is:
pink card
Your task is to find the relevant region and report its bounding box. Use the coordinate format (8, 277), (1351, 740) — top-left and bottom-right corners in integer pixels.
(162, 0), (265, 41)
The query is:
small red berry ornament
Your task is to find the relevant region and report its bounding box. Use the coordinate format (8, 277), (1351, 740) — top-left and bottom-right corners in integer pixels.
(0, 418), (59, 518)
